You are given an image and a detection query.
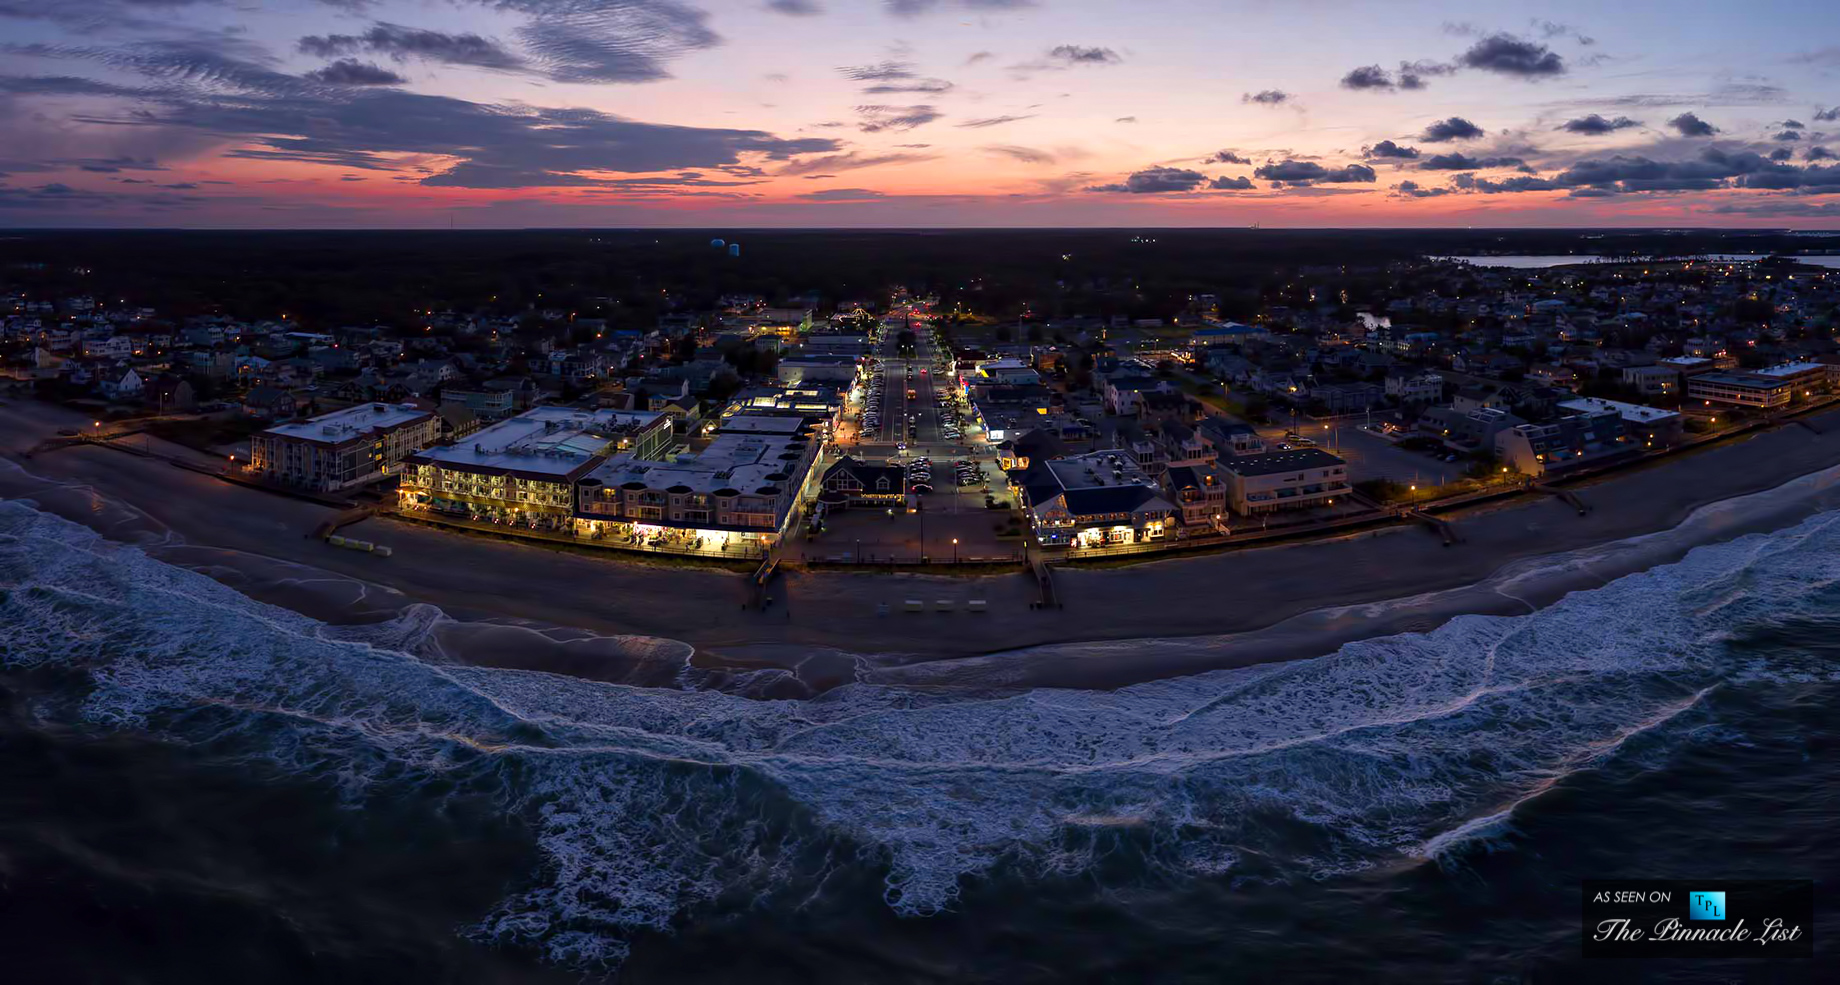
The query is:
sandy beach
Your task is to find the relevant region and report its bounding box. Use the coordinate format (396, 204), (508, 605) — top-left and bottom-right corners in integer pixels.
(6, 397), (1840, 692)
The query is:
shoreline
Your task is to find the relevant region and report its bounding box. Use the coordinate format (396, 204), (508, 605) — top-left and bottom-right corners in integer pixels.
(5, 397), (1840, 693)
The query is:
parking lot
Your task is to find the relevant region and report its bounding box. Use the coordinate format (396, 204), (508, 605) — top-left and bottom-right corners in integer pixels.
(1256, 420), (1464, 487)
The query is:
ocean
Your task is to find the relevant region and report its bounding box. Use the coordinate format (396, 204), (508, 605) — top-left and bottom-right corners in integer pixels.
(2, 493), (1836, 983)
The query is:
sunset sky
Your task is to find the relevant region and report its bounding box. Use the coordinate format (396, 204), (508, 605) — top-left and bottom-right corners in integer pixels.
(3, 0), (1839, 227)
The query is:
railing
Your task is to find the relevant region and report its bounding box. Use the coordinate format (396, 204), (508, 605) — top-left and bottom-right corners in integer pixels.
(393, 508), (768, 560)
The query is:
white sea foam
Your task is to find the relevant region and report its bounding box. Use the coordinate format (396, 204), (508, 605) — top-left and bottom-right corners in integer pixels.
(4, 496), (1839, 968)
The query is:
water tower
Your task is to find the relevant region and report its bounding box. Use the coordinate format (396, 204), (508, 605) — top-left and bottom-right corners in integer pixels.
(710, 238), (726, 249)
(728, 242), (741, 257)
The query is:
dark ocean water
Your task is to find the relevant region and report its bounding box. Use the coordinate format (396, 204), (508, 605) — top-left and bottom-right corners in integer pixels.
(2, 496), (1837, 984)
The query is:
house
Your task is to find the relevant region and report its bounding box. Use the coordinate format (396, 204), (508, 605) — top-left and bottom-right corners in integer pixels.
(1015, 450), (1177, 547)
(1622, 365), (1681, 397)
(241, 385), (299, 419)
(818, 456), (906, 508)
(1385, 371), (1444, 405)
(1218, 448), (1350, 515)
(1162, 463), (1230, 534)
(147, 375), (196, 413)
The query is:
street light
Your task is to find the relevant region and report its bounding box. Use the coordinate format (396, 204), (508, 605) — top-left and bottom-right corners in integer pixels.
(952, 537), (959, 563)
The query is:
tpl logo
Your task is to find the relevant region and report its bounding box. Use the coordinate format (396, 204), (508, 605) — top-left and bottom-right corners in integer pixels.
(1689, 891), (1727, 921)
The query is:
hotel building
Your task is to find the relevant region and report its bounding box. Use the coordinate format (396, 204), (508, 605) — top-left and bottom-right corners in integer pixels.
(398, 407), (672, 530)
(250, 402), (438, 493)
(1218, 448), (1350, 515)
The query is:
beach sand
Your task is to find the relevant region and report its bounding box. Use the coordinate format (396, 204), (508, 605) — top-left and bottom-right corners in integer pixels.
(6, 398), (1840, 692)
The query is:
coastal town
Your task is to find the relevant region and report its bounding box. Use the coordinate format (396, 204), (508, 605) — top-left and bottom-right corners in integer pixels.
(6, 249), (1840, 577)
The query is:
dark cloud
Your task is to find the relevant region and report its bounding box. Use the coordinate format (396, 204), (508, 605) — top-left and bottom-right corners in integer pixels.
(1457, 34), (1565, 77)
(1208, 150), (1251, 164)
(863, 79), (954, 94)
(956, 114), (1033, 128)
(1809, 146), (1835, 161)
(68, 156), (165, 173)
(1453, 173), (1559, 193)
(1087, 166), (1210, 193)
(1771, 148), (1795, 161)
(855, 104), (942, 132)
(1114, 116), (1136, 123)
(1253, 160), (1376, 185)
(1733, 161), (1840, 193)
(303, 59), (408, 87)
(1668, 112), (1719, 137)
(1209, 175), (1253, 190)
(1817, 107), (1840, 123)
(1365, 140), (1420, 159)
(1340, 65), (1396, 90)
(966, 51), (994, 65)
(1780, 119), (1805, 128)
(1046, 45), (1121, 66)
(1242, 90), (1289, 106)
(766, 0), (823, 14)
(1393, 179), (1450, 198)
(1418, 117), (1486, 142)
(1773, 130), (1803, 141)
(1708, 200), (1840, 218)
(298, 24), (527, 73)
(1558, 114), (1639, 135)
(1419, 153), (1525, 170)
(298, 2), (721, 84)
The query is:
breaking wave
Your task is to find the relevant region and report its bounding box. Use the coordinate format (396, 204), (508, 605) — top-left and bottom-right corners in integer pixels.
(4, 495), (1838, 970)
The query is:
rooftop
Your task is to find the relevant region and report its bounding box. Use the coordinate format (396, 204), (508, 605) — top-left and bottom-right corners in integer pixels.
(264, 402), (430, 443)
(1558, 396), (1681, 423)
(412, 406), (665, 477)
(1751, 361), (1825, 378)
(1046, 450), (1159, 490)
(1221, 447), (1348, 477)
(586, 431), (808, 495)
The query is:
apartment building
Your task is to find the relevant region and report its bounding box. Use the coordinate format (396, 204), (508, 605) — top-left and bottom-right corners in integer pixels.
(1685, 372), (1795, 409)
(249, 402), (438, 493)
(1218, 448), (1350, 515)
(399, 407), (671, 529)
(1558, 396), (1684, 448)
(1621, 364), (1681, 397)
(1494, 408), (1637, 476)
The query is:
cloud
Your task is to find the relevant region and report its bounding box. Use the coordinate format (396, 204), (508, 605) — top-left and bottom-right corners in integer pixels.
(1668, 112), (1719, 137)
(966, 51), (994, 65)
(1392, 179), (1451, 198)
(1365, 140), (1420, 159)
(855, 104), (942, 132)
(886, 0), (1037, 17)
(956, 114), (1033, 128)
(1774, 130), (1803, 142)
(1207, 150), (1251, 165)
(1558, 114), (1639, 135)
(1209, 175), (1253, 190)
(1253, 160), (1376, 185)
(1340, 65), (1396, 91)
(1046, 45), (1121, 66)
(303, 59), (408, 86)
(298, 23), (527, 73)
(1433, 147), (1840, 197)
(1809, 146), (1835, 161)
(766, 0), (822, 14)
(1771, 148), (1794, 161)
(1419, 153), (1525, 170)
(299, 2), (722, 85)
(799, 187), (886, 201)
(863, 79), (954, 94)
(1242, 90), (1289, 106)
(776, 151), (935, 175)
(1457, 34), (1565, 77)
(1418, 117), (1486, 142)
(1452, 173), (1559, 193)
(1708, 200), (1840, 218)
(1114, 116), (1136, 123)
(1818, 107), (1840, 123)
(983, 144), (1054, 164)
(1087, 166), (1209, 193)
(839, 60), (915, 82)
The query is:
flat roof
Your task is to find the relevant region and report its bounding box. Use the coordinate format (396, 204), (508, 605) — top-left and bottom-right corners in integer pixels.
(1558, 396), (1681, 423)
(412, 406), (665, 477)
(719, 414), (810, 435)
(586, 432), (807, 495)
(1046, 450), (1158, 490)
(264, 402), (430, 443)
(1222, 447), (1348, 476)
(1752, 361), (1825, 377)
